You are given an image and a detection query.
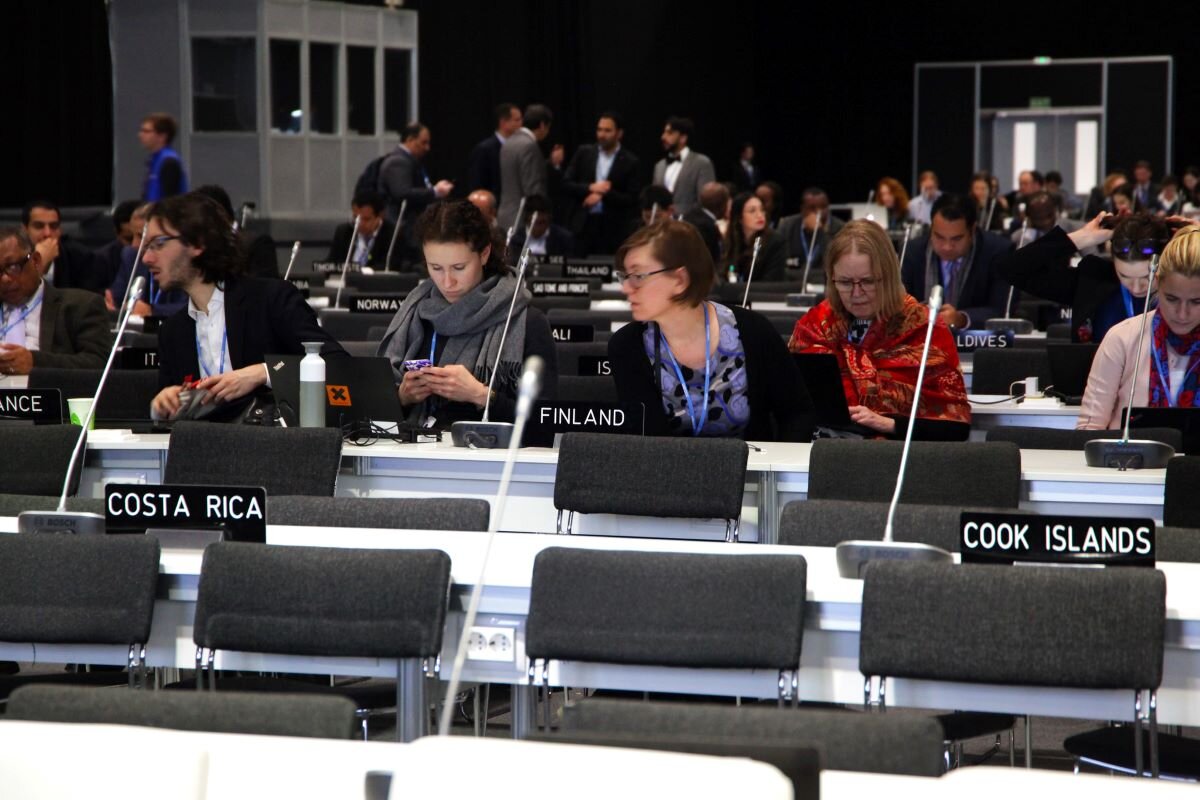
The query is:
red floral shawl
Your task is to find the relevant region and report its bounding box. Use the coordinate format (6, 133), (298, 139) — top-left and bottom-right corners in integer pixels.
(789, 296), (971, 424)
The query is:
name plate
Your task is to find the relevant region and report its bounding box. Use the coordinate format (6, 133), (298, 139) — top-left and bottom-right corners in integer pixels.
(564, 262), (613, 280)
(117, 347), (159, 369)
(530, 402), (645, 437)
(530, 278), (592, 297)
(350, 295), (405, 313)
(955, 329), (1014, 352)
(527, 254), (565, 265)
(960, 511), (1155, 566)
(311, 260), (362, 274)
(577, 355), (611, 376)
(550, 325), (594, 343)
(104, 484), (267, 543)
(0, 389), (62, 423)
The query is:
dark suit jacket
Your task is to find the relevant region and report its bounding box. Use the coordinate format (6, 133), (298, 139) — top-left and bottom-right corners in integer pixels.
(239, 231), (280, 279)
(379, 147), (436, 223)
(508, 225), (576, 258)
(465, 134), (503, 197)
(730, 161), (758, 192)
(51, 237), (112, 295)
(682, 207), (722, 266)
(156, 276), (346, 389)
(560, 145), (642, 237)
(30, 281), (113, 370)
(326, 220), (398, 268)
(901, 230), (1013, 326)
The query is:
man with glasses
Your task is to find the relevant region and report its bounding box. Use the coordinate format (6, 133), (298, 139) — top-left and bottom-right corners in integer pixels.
(0, 225), (111, 375)
(22, 200), (114, 294)
(144, 192), (344, 420)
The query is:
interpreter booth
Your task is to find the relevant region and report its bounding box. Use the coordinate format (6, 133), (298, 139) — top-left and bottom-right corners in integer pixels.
(913, 56), (1173, 201)
(109, 0), (419, 222)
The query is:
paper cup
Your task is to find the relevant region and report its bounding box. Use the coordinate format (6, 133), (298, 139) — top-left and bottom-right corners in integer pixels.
(67, 397), (95, 430)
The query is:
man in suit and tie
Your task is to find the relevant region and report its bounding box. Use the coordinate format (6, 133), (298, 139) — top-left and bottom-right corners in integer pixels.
(0, 225), (112, 375)
(1132, 160), (1160, 211)
(326, 190), (398, 269)
(379, 123), (454, 267)
(507, 195), (575, 258)
(561, 111), (642, 256)
(731, 143), (759, 192)
(465, 103), (522, 201)
(498, 104), (554, 232)
(652, 116), (715, 217)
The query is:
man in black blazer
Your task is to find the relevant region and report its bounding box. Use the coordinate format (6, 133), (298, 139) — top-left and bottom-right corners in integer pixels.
(326, 190), (398, 269)
(561, 112), (642, 256)
(901, 193), (1012, 329)
(141, 194), (345, 418)
(0, 225), (112, 375)
(465, 103), (522, 202)
(379, 123), (454, 266)
(682, 181), (728, 267)
(507, 196), (575, 258)
(22, 200), (113, 294)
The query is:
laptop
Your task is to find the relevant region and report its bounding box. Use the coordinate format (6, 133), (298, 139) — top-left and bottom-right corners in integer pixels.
(267, 354), (401, 429)
(1125, 407), (1200, 455)
(792, 352), (874, 437)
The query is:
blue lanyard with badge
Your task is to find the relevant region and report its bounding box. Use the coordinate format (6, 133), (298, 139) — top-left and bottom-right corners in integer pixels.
(655, 302), (712, 436)
(195, 326), (228, 378)
(0, 294), (42, 340)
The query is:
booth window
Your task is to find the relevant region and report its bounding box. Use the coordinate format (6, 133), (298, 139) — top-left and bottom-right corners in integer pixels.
(192, 38), (256, 132)
(384, 48), (413, 134)
(309, 42), (338, 134)
(347, 46), (376, 136)
(269, 39), (301, 134)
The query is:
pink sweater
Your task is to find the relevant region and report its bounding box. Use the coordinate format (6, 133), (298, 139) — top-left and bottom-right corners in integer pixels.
(1076, 313), (1152, 430)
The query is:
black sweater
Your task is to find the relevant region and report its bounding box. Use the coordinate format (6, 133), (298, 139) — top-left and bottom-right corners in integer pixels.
(608, 304), (813, 441)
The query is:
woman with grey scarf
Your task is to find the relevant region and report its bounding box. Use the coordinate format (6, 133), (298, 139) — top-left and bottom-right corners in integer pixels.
(378, 200), (557, 427)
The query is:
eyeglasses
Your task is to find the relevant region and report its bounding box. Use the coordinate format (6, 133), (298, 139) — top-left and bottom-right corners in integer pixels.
(615, 266), (677, 287)
(145, 235), (183, 253)
(832, 277), (879, 292)
(0, 251), (32, 277)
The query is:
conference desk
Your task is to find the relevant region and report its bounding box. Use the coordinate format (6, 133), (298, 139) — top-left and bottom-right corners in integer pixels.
(2, 523), (1197, 736)
(76, 432), (1169, 543)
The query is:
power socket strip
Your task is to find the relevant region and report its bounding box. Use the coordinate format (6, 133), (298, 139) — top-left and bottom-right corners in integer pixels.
(466, 626), (517, 662)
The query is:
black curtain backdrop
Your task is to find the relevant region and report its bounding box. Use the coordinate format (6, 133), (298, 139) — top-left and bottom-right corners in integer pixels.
(4, 0), (1198, 213)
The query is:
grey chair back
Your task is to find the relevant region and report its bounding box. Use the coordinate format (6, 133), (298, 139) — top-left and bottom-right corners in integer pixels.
(0, 494), (105, 517)
(268, 495), (490, 531)
(165, 422), (342, 496)
(986, 425), (1183, 453)
(807, 439), (1021, 507)
(7, 685), (358, 740)
(778, 498), (1009, 552)
(346, 272), (419, 293)
(0, 424), (84, 496)
(341, 340), (379, 357)
(0, 534), (160, 646)
(318, 309), (395, 341)
(526, 547), (806, 672)
(554, 433), (749, 533)
(555, 341), (610, 376)
(532, 296), (591, 311)
(860, 561), (1165, 690)
(559, 698), (946, 777)
(557, 375), (618, 403)
(1157, 526), (1200, 563)
(29, 368), (159, 421)
(970, 348), (1051, 396)
(1164, 456), (1200, 528)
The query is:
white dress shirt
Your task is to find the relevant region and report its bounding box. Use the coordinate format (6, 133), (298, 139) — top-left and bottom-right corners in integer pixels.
(1, 280), (44, 351)
(189, 285), (233, 379)
(664, 147), (690, 193)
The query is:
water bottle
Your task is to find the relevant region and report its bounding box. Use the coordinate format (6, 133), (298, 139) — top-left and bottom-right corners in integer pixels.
(727, 264), (738, 284)
(300, 341), (326, 428)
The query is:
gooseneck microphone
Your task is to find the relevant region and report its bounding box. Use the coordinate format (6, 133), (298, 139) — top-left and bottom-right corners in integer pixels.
(450, 215), (538, 449)
(1085, 255), (1176, 469)
(982, 196), (997, 232)
(741, 235), (763, 307)
(333, 214), (361, 309)
(383, 198), (407, 273)
(282, 240), (301, 281)
(835, 285), (956, 578)
(897, 222), (914, 271)
(18, 276), (147, 535)
(438, 355), (544, 736)
(504, 197), (528, 251)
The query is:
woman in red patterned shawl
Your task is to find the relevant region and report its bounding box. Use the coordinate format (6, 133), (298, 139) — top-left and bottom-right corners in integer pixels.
(789, 219), (971, 440)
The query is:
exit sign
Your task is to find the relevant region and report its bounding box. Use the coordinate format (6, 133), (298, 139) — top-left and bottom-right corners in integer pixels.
(1029, 96), (1052, 108)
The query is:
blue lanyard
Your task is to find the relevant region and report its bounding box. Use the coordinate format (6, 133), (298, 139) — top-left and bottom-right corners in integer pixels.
(1151, 336), (1200, 408)
(195, 326), (228, 379)
(1122, 286), (1155, 319)
(148, 273), (162, 305)
(0, 294), (42, 340)
(429, 331), (437, 363)
(659, 303), (712, 436)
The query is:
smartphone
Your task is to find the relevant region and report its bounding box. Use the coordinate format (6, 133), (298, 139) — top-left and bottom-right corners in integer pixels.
(403, 359), (433, 372)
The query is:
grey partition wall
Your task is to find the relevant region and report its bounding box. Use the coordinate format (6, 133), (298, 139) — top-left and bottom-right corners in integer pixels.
(914, 56), (1172, 198)
(111, 0), (418, 220)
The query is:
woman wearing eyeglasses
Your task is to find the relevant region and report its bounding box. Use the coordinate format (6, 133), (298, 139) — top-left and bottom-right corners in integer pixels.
(1000, 212), (1171, 343)
(1077, 226), (1200, 429)
(607, 220), (813, 440)
(789, 220), (971, 440)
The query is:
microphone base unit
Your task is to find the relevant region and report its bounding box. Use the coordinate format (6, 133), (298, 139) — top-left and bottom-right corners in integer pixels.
(835, 539), (954, 580)
(1083, 439), (1175, 471)
(450, 421), (515, 450)
(17, 511), (106, 535)
(983, 318), (1035, 335)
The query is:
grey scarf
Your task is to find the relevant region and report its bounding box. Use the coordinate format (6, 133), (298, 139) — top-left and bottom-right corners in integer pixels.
(378, 273), (529, 394)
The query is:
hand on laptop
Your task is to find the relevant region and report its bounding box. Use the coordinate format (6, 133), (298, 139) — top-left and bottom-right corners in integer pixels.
(848, 405), (896, 435)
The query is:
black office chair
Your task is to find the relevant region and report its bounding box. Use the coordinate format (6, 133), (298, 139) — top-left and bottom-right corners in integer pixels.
(1163, 455), (1200, 528)
(807, 439), (1021, 508)
(556, 375), (618, 403)
(524, 547), (807, 729)
(860, 561), (1166, 776)
(345, 272), (419, 293)
(555, 341), (610, 376)
(268, 496), (490, 531)
(970, 349), (1051, 396)
(317, 309), (396, 341)
(0, 424), (84, 497)
(986, 425), (1183, 453)
(340, 340), (379, 357)
(191, 541), (451, 741)
(28, 368), (159, 422)
(164, 422), (343, 496)
(0, 495), (104, 517)
(8, 685), (358, 740)
(553, 433), (749, 539)
(778, 498), (1009, 552)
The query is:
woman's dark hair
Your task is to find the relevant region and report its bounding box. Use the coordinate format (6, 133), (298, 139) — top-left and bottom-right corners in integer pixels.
(414, 200), (509, 277)
(615, 219), (714, 307)
(148, 191), (242, 284)
(725, 191), (767, 274)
